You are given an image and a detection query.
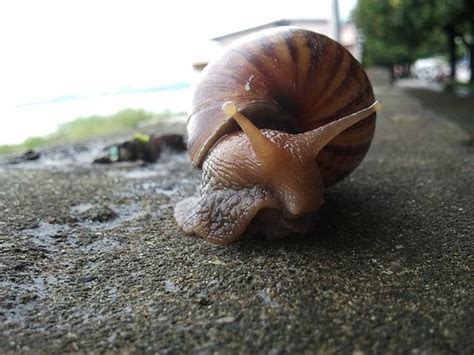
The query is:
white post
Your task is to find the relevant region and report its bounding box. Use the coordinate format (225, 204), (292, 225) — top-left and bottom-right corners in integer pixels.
(331, 0), (340, 42)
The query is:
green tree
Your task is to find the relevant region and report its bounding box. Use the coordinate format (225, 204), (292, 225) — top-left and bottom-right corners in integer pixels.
(353, 0), (444, 67)
(353, 0), (474, 82)
(435, 0), (474, 82)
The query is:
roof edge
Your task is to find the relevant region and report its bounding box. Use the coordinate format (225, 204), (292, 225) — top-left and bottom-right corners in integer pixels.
(210, 18), (327, 41)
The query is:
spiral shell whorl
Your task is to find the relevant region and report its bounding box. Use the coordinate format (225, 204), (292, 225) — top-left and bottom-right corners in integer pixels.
(187, 27), (375, 186)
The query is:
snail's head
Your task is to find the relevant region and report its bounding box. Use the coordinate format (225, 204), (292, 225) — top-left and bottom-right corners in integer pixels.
(174, 101), (382, 245)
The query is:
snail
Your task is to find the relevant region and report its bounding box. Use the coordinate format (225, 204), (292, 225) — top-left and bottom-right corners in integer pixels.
(174, 27), (381, 245)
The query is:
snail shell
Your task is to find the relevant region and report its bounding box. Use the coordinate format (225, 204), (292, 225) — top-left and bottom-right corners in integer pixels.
(175, 27), (380, 245)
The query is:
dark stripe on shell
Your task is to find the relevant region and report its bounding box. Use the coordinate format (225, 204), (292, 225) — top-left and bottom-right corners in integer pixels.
(315, 85), (374, 126)
(232, 48), (273, 88)
(304, 31), (321, 80)
(317, 157), (364, 183)
(283, 31), (298, 63)
(323, 142), (371, 156)
(259, 35), (277, 61)
(306, 42), (345, 110)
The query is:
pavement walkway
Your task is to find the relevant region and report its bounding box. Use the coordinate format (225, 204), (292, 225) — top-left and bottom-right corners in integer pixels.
(0, 68), (472, 354)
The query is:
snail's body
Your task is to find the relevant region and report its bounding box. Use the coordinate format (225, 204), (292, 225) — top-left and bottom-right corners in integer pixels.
(174, 27), (381, 245)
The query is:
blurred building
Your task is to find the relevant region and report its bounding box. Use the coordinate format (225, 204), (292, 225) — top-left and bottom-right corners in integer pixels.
(192, 19), (361, 71)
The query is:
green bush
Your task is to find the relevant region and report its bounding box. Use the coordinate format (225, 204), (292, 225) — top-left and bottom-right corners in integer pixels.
(23, 136), (47, 150)
(0, 108), (183, 155)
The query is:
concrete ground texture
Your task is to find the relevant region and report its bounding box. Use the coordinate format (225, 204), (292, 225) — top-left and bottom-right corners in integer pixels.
(0, 69), (473, 354)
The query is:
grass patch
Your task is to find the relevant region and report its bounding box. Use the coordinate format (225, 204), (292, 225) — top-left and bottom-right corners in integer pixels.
(445, 80), (474, 92)
(0, 108), (184, 155)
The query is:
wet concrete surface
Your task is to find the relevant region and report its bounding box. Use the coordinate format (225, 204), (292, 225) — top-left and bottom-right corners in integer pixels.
(0, 69), (473, 353)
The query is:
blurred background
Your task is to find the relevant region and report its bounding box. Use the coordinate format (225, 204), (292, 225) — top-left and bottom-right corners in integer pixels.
(0, 0), (472, 153)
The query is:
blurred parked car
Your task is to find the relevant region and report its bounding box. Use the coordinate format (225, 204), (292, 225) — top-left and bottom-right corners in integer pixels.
(412, 57), (450, 82)
(455, 59), (471, 82)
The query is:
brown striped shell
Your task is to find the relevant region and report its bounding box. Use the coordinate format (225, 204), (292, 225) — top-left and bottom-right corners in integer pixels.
(187, 27), (375, 186)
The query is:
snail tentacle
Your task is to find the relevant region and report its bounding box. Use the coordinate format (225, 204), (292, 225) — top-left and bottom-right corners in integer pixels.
(296, 100), (383, 156)
(222, 101), (280, 161)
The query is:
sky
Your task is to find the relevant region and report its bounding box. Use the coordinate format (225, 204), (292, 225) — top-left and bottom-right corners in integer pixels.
(0, 0), (357, 145)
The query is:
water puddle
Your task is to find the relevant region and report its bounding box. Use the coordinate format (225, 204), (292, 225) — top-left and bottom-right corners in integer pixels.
(1, 274), (59, 327)
(79, 237), (121, 253)
(164, 280), (180, 293)
(21, 222), (71, 249)
(257, 289), (280, 308)
(70, 202), (143, 231)
(70, 202), (96, 214)
(141, 182), (177, 196)
(2, 142), (112, 170)
(118, 170), (161, 179)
